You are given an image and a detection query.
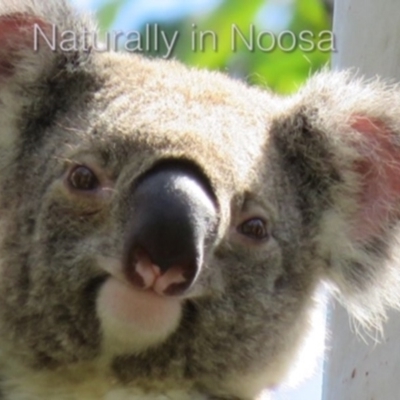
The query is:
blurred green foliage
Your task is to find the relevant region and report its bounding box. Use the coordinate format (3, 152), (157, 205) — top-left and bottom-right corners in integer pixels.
(97, 0), (332, 94)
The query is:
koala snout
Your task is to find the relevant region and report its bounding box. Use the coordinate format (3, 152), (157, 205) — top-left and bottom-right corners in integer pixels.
(124, 165), (218, 296)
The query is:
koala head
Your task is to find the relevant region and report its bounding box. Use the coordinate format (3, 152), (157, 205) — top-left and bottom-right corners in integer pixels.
(0, 1), (399, 399)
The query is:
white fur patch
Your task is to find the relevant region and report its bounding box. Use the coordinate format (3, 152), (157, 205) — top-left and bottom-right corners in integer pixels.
(96, 277), (182, 356)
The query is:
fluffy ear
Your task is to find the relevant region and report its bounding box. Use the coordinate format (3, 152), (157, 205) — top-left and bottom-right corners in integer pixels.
(0, 1), (94, 153)
(0, 1), (94, 77)
(0, 12), (52, 150)
(273, 72), (400, 329)
(0, 13), (49, 78)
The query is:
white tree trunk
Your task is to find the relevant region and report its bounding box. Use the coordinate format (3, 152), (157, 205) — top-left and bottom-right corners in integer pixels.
(324, 1), (400, 399)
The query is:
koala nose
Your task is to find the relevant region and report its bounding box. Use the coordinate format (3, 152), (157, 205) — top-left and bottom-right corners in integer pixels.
(124, 165), (218, 296)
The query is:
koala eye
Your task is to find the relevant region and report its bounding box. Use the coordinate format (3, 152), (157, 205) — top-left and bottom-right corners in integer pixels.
(238, 218), (269, 240)
(68, 166), (99, 191)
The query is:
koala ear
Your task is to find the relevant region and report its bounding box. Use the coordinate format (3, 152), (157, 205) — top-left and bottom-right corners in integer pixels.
(273, 73), (400, 328)
(348, 116), (400, 241)
(0, 5), (93, 151)
(0, 2), (93, 82)
(0, 12), (54, 151)
(0, 13), (52, 79)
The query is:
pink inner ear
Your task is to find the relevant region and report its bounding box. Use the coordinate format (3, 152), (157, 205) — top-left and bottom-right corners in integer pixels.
(351, 116), (400, 241)
(0, 13), (49, 77)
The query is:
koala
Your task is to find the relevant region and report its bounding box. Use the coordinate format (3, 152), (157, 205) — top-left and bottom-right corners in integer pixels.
(0, 1), (400, 399)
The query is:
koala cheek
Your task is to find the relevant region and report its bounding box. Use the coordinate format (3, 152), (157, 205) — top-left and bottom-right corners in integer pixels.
(96, 278), (182, 355)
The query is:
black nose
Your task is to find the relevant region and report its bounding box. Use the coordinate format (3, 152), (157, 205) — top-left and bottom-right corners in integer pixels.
(124, 165), (218, 296)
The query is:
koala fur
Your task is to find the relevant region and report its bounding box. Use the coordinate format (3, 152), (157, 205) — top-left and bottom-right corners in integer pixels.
(0, 1), (400, 399)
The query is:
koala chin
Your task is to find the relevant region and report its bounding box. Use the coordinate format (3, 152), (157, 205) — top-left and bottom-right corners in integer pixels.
(0, 1), (400, 399)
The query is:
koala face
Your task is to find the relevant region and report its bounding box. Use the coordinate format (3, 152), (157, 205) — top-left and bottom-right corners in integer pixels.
(0, 2), (400, 400)
(0, 50), (314, 398)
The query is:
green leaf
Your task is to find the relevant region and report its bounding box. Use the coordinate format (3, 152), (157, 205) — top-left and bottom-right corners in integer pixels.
(97, 0), (126, 33)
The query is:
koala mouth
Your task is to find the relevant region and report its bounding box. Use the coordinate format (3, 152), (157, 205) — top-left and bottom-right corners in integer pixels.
(129, 247), (193, 296)
(96, 276), (183, 355)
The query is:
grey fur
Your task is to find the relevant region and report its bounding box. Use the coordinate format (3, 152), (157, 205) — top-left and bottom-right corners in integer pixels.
(0, 1), (399, 399)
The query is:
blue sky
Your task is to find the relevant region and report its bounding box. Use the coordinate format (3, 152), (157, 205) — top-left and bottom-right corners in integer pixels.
(70, 1), (326, 399)
(72, 0), (221, 29)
